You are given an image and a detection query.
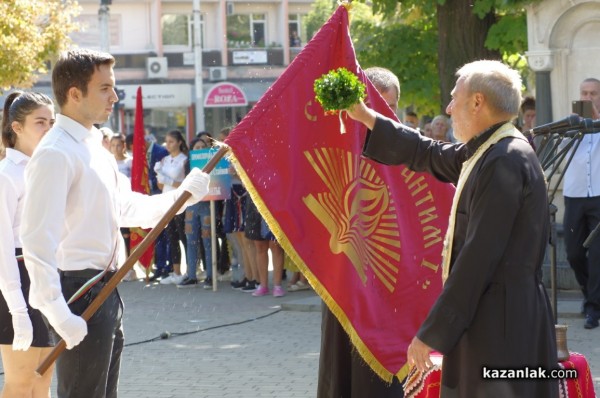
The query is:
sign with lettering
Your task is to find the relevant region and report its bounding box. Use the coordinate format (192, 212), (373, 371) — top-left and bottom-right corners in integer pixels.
(189, 148), (231, 200)
(204, 82), (248, 108)
(232, 50), (268, 65)
(119, 84), (192, 109)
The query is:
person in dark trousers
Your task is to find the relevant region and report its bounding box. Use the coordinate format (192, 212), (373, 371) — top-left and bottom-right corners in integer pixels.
(21, 48), (210, 398)
(347, 60), (558, 397)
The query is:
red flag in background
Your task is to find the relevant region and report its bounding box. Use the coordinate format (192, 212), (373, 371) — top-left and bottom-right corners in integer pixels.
(225, 5), (455, 381)
(129, 86), (154, 269)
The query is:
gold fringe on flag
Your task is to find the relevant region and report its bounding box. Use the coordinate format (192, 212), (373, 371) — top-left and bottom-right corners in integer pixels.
(227, 149), (407, 383)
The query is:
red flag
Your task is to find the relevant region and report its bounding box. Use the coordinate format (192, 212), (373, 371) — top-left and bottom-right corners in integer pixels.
(225, 5), (455, 381)
(129, 86), (154, 268)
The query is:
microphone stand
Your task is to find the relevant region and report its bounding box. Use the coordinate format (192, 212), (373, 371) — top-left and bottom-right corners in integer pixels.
(533, 128), (584, 322)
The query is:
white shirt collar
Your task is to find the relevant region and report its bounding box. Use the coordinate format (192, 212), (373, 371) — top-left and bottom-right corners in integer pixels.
(4, 147), (29, 165)
(55, 114), (94, 143)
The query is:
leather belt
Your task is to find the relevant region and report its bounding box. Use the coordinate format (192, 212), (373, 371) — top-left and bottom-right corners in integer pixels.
(60, 269), (117, 283)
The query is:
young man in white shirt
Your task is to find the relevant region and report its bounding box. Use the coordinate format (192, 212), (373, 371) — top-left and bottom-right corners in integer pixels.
(21, 49), (210, 398)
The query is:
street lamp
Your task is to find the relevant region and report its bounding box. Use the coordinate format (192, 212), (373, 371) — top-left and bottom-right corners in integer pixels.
(99, 0), (111, 53)
(193, 0), (205, 131)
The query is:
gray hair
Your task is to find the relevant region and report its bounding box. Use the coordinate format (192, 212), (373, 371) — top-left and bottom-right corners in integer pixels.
(364, 67), (400, 103)
(431, 114), (450, 128)
(581, 77), (600, 86)
(456, 60), (522, 117)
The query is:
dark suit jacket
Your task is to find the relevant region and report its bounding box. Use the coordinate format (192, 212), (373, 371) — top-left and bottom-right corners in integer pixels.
(363, 116), (558, 398)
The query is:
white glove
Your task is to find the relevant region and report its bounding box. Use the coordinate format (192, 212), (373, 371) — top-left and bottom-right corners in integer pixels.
(53, 314), (88, 349)
(4, 289), (33, 350)
(11, 312), (33, 351)
(178, 168), (210, 203)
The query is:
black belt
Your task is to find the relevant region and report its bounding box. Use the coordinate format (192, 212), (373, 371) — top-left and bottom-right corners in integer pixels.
(15, 248), (24, 263)
(60, 269), (117, 283)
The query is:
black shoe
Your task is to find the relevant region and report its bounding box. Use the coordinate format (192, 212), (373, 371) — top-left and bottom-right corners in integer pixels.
(584, 315), (599, 329)
(148, 269), (167, 282)
(241, 280), (257, 293)
(203, 277), (213, 290)
(177, 276), (198, 288)
(231, 277), (248, 290)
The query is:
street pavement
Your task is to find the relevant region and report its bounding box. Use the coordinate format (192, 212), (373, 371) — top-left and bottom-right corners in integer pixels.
(1, 277), (599, 397)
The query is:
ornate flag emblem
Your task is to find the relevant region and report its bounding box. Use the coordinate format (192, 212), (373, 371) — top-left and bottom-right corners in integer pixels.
(225, 5), (455, 381)
(303, 148), (400, 291)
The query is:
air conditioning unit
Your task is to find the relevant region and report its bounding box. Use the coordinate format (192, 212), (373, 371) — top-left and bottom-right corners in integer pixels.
(209, 67), (227, 82)
(146, 57), (168, 79)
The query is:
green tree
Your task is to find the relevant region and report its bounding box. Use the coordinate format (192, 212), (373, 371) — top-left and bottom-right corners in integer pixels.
(305, 0), (440, 116)
(304, 0), (338, 40)
(0, 0), (80, 91)
(305, 0), (531, 115)
(368, 0), (532, 112)
(352, 8), (440, 116)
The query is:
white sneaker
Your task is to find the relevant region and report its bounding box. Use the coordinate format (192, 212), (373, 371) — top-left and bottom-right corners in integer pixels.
(217, 270), (233, 282)
(123, 270), (137, 282)
(289, 281), (310, 291)
(160, 273), (185, 285)
(159, 273), (174, 284)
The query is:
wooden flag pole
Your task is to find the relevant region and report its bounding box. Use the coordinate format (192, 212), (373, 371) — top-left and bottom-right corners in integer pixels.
(36, 145), (229, 376)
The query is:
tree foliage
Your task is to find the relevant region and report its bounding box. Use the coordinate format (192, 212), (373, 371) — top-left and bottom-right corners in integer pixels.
(305, 0), (534, 117)
(0, 0), (80, 91)
(305, 0), (440, 116)
(352, 11), (440, 116)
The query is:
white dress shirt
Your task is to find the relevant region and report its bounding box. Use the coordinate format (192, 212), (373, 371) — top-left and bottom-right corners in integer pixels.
(0, 148), (29, 309)
(21, 114), (185, 328)
(155, 152), (187, 193)
(563, 134), (600, 198)
(116, 157), (132, 179)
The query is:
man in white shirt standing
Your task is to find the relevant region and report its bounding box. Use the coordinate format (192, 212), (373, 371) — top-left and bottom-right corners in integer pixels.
(563, 77), (600, 329)
(21, 49), (210, 398)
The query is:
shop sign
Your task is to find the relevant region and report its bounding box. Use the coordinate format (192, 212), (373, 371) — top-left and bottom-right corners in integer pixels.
(232, 50), (267, 65)
(204, 82), (248, 108)
(119, 84), (192, 109)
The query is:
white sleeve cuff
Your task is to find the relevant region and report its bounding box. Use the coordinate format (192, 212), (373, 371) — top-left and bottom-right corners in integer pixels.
(39, 295), (73, 328)
(3, 288), (28, 315)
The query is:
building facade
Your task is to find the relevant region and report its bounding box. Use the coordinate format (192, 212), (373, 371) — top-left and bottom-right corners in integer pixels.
(37, 0), (314, 142)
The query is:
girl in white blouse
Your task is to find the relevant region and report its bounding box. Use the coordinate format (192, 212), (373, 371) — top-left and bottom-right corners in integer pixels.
(0, 91), (55, 397)
(154, 130), (189, 284)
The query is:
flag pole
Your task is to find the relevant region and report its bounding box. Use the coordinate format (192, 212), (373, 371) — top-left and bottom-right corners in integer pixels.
(35, 145), (230, 376)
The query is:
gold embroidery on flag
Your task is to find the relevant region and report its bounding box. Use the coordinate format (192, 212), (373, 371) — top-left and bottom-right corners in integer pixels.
(304, 100), (318, 122)
(303, 148), (400, 292)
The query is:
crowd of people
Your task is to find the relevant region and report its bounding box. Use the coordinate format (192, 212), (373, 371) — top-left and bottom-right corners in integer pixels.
(92, 125), (310, 298)
(0, 46), (597, 398)
(398, 94), (537, 142)
(0, 49), (310, 398)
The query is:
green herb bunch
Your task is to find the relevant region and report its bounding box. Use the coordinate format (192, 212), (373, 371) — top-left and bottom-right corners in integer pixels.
(314, 67), (366, 114)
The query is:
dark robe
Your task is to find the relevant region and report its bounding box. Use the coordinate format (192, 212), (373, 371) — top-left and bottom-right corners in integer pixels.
(363, 116), (559, 398)
(317, 304), (405, 398)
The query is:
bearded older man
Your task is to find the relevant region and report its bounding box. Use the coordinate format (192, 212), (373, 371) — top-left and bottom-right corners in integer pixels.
(346, 60), (558, 398)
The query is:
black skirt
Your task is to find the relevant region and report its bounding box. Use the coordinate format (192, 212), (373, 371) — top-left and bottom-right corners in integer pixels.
(0, 248), (54, 347)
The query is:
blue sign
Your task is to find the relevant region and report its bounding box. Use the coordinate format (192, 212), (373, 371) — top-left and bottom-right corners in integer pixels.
(189, 148), (231, 200)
